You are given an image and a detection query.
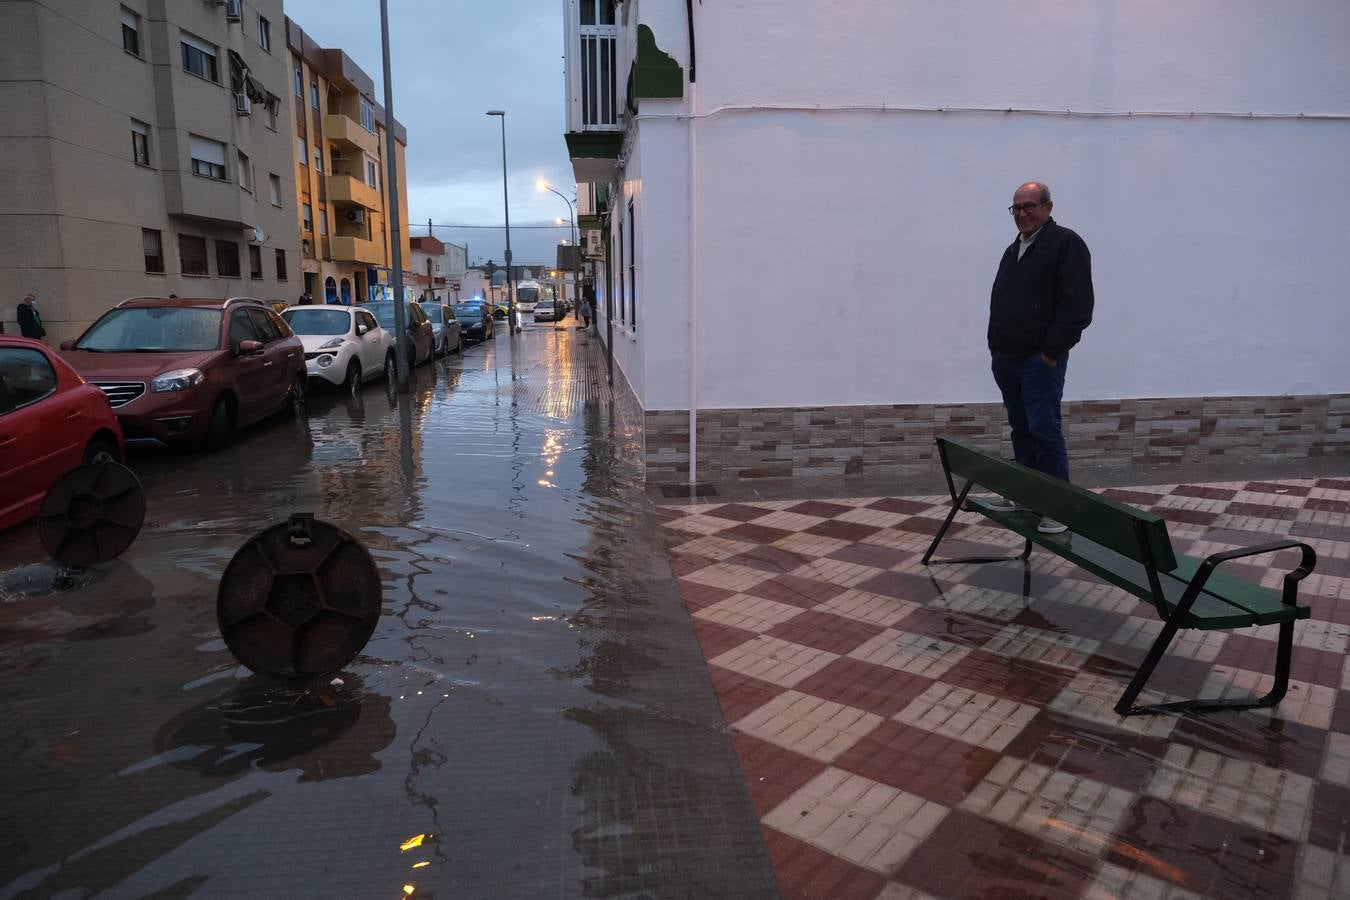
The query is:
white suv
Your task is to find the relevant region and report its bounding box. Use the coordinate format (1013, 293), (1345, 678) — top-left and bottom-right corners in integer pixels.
(282, 306), (394, 393)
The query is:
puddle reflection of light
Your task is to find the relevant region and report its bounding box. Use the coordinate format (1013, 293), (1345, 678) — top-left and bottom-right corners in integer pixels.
(403, 885), (415, 895)
(399, 833), (427, 851)
(531, 615), (557, 622)
(412, 862), (430, 869)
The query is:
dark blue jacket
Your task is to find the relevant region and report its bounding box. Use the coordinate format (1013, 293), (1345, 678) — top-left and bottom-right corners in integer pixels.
(17, 301), (45, 339)
(987, 217), (1093, 360)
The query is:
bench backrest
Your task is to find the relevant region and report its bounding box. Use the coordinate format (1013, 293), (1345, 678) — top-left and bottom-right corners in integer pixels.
(937, 438), (1178, 572)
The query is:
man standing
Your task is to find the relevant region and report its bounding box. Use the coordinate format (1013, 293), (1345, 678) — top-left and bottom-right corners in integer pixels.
(987, 182), (1094, 533)
(17, 294), (46, 341)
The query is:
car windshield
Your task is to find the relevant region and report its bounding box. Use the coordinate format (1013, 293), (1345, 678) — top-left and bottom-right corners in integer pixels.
(365, 303), (411, 330)
(76, 307), (221, 352)
(283, 308), (350, 336)
(536, 301), (555, 309)
(517, 287), (540, 303)
(453, 305), (483, 320)
(423, 306), (442, 323)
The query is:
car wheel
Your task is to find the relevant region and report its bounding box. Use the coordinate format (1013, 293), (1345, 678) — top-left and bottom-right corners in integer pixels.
(82, 436), (119, 466)
(207, 398), (235, 445)
(385, 352), (396, 382)
(289, 374), (307, 418)
(345, 360), (362, 395)
(456, 334), (464, 355)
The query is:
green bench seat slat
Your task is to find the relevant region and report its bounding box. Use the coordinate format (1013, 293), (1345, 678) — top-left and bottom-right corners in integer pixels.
(1166, 555), (1309, 625)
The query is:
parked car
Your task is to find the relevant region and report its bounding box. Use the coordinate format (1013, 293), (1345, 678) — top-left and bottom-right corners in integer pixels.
(60, 296), (306, 447)
(422, 302), (464, 356)
(533, 299), (562, 322)
(453, 303), (495, 343)
(282, 305), (394, 393)
(491, 303), (508, 320)
(0, 337), (125, 531)
(366, 301), (434, 368)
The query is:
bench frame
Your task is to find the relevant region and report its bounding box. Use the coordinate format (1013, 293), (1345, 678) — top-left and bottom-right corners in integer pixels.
(922, 438), (1318, 716)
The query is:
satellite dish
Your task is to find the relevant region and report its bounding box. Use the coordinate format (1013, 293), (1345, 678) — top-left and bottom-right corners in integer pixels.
(251, 226), (266, 243)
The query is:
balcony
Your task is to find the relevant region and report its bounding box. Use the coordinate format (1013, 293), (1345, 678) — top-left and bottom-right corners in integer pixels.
(325, 114), (379, 156)
(331, 235), (382, 265)
(327, 174), (380, 210)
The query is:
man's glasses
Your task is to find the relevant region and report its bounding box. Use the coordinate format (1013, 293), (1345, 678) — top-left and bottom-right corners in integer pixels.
(1008, 201), (1046, 216)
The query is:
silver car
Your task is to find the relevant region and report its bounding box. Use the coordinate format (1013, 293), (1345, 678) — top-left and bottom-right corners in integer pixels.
(423, 302), (463, 356)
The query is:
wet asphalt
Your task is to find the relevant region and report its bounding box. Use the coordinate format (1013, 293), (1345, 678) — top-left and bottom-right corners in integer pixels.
(0, 323), (779, 899)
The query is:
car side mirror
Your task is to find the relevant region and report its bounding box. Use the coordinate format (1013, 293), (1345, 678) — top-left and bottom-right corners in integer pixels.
(356, 324), (368, 335)
(59, 340), (75, 351)
(237, 339), (264, 355)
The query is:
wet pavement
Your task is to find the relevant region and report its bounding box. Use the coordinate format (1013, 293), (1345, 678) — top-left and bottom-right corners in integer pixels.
(0, 324), (779, 899)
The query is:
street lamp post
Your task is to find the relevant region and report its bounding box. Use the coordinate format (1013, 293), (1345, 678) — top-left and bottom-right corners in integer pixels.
(486, 110), (517, 334)
(379, 0), (409, 390)
(538, 181), (578, 323)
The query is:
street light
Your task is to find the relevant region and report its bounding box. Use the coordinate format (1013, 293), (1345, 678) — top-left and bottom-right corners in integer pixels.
(537, 179), (578, 322)
(486, 110), (517, 333)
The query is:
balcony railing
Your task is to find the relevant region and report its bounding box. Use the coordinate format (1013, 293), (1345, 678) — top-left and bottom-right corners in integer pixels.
(580, 30), (617, 128)
(328, 174), (380, 211)
(331, 235), (382, 265)
(325, 114), (379, 155)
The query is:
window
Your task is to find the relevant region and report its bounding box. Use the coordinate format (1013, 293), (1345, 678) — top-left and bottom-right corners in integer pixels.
(302, 203), (313, 232)
(229, 310), (257, 347)
(237, 151), (251, 192)
(189, 135), (226, 179)
(275, 248), (288, 280)
(319, 210), (328, 235)
(579, 0), (615, 26)
(359, 95), (376, 133)
(314, 146), (323, 173)
(366, 159), (378, 189)
(615, 216), (625, 324)
(121, 7), (141, 56)
(264, 97), (277, 130)
(248, 244), (263, 278)
(627, 201), (637, 330)
(258, 16), (272, 52)
(179, 234), (209, 276)
(0, 348), (59, 412)
(294, 66), (303, 97)
(310, 81), (320, 110)
(216, 240), (241, 277)
(578, 0), (618, 128)
(180, 32), (219, 82)
(248, 308), (282, 343)
(130, 119), (150, 166)
(298, 136), (307, 165)
(143, 228), (164, 273)
(269, 173), (281, 205)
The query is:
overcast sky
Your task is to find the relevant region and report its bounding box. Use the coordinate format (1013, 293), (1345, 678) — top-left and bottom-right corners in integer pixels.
(284, 0), (577, 266)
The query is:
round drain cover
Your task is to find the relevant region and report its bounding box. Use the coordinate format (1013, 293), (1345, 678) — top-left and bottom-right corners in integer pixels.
(217, 514), (382, 678)
(37, 461), (146, 568)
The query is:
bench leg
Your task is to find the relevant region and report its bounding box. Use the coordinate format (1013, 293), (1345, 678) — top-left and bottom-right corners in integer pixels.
(1114, 620), (1295, 716)
(923, 482), (1036, 567)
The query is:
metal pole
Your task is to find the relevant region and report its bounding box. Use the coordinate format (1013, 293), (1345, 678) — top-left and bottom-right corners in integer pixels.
(490, 113), (517, 334)
(545, 186), (578, 325)
(379, 0), (409, 390)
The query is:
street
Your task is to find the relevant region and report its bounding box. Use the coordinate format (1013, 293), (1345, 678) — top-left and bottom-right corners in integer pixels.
(0, 323), (777, 899)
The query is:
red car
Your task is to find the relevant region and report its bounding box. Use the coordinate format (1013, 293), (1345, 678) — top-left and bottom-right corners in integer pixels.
(0, 336), (125, 531)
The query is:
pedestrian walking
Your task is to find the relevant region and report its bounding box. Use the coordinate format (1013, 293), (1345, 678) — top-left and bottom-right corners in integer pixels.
(16, 294), (46, 341)
(580, 296), (592, 330)
(987, 181), (1094, 534)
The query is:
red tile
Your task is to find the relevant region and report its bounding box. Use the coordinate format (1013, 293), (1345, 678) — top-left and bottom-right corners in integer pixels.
(794, 658), (935, 718)
(767, 610), (887, 656)
(1100, 488), (1167, 506)
(1315, 477), (1350, 491)
(854, 570), (949, 605)
(827, 543), (916, 570)
(669, 552), (718, 577)
(833, 721), (1000, 807)
(1151, 506), (1221, 527)
(1306, 496), (1350, 514)
(789, 500), (858, 519)
(761, 827), (886, 900)
(1246, 481), (1312, 497)
(732, 734), (828, 818)
(1003, 709), (1169, 793)
(894, 607), (1002, 649)
(723, 522), (798, 545)
(1225, 501), (1299, 521)
(1171, 484), (1238, 501)
(866, 497), (935, 515)
(705, 503), (774, 522)
(1309, 780), (1350, 853)
(678, 581), (736, 611)
(942, 650), (1074, 706)
(1108, 796), (1297, 898)
(692, 619), (758, 660)
(807, 519), (884, 542)
(1333, 690), (1350, 733)
(727, 544), (815, 575)
(895, 809), (1097, 900)
(710, 666), (789, 724)
(745, 574), (849, 608)
(1170, 711), (1328, 780)
(897, 515), (971, 537)
(1012, 598), (1133, 643)
(1081, 641), (1215, 702)
(1215, 632), (1346, 689)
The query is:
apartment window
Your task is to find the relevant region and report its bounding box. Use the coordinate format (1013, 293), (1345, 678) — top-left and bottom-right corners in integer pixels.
(130, 119), (150, 166)
(258, 16), (272, 52)
(627, 201), (637, 330)
(179, 234), (209, 276)
(319, 210), (328, 235)
(248, 244), (263, 278)
(237, 151), (251, 192)
(314, 146), (323, 173)
(366, 159), (378, 189)
(121, 7), (141, 56)
(269, 173), (281, 205)
(275, 248), (287, 281)
(310, 81), (320, 110)
(293, 66), (303, 97)
(189, 135), (227, 180)
(302, 203), (313, 232)
(180, 32), (219, 82)
(216, 240), (241, 278)
(579, 0), (616, 26)
(615, 217), (625, 324)
(578, 1), (618, 128)
(142, 228), (164, 273)
(359, 95), (375, 133)
(298, 136), (307, 165)
(264, 97), (277, 130)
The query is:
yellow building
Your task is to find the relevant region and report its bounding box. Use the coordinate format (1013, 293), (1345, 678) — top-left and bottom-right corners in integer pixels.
(285, 18), (410, 305)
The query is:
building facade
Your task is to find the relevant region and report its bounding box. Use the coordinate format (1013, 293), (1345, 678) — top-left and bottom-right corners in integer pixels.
(0, 0), (301, 343)
(285, 18), (410, 307)
(410, 235), (468, 304)
(563, 0), (1350, 484)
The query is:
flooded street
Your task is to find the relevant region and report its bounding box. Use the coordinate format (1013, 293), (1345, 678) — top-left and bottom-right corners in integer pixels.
(0, 325), (777, 899)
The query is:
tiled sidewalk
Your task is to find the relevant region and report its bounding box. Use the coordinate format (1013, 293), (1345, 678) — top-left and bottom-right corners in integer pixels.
(659, 478), (1350, 899)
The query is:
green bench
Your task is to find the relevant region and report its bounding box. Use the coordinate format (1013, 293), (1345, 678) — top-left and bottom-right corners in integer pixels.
(922, 437), (1317, 716)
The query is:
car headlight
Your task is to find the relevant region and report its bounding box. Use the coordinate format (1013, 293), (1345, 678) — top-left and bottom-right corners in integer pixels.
(318, 337), (346, 350)
(150, 368), (205, 393)
(316, 354), (334, 367)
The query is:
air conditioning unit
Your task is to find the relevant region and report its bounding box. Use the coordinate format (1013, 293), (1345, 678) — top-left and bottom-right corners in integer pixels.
(224, 0), (242, 21)
(585, 230), (601, 257)
(345, 209), (366, 225)
(233, 92), (251, 115)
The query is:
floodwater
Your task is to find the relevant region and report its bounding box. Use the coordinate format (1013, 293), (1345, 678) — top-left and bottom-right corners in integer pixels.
(0, 325), (777, 899)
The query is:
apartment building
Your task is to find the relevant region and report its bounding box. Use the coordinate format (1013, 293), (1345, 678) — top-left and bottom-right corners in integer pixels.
(0, 0), (301, 343)
(285, 18), (410, 307)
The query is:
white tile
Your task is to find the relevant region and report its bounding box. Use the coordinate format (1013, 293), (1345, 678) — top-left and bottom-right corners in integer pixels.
(709, 635), (839, 687)
(733, 690), (881, 762)
(847, 629), (970, 678)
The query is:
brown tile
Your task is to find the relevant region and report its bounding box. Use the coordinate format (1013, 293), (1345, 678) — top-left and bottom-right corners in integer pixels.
(761, 827), (887, 900)
(1309, 780), (1350, 853)
(833, 721), (1000, 807)
(1100, 488), (1167, 506)
(1013, 598), (1135, 643)
(1003, 709), (1170, 793)
(727, 544), (815, 575)
(1225, 501), (1300, 521)
(1215, 633), (1346, 689)
(669, 552), (718, 577)
(1315, 477), (1350, 491)
(866, 497), (937, 515)
(704, 503), (774, 522)
(767, 610), (887, 657)
(895, 809), (1097, 900)
(711, 666), (789, 724)
(1246, 481), (1312, 497)
(745, 574), (849, 608)
(1333, 690), (1350, 733)
(1306, 496), (1350, 515)
(1170, 711), (1328, 780)
(959, 563), (1057, 601)
(1171, 484), (1239, 500)
(793, 658), (936, 718)
(731, 734), (828, 819)
(678, 581), (737, 611)
(1108, 796), (1297, 898)
(855, 570), (950, 605)
(827, 543), (916, 570)
(788, 500), (859, 519)
(1081, 641), (1216, 702)
(941, 650), (1075, 706)
(723, 522), (798, 545)
(894, 607), (1003, 649)
(692, 619), (759, 660)
(806, 519), (885, 542)
(1152, 506), (1221, 527)
(897, 516), (971, 537)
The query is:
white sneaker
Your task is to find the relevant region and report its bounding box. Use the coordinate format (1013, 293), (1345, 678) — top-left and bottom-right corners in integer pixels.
(1037, 518), (1068, 534)
(985, 497), (1020, 511)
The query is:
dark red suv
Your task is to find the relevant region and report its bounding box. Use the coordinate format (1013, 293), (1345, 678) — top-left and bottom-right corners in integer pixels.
(60, 296), (306, 446)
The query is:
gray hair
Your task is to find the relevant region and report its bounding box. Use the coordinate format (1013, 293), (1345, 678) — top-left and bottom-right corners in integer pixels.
(1022, 182), (1052, 203)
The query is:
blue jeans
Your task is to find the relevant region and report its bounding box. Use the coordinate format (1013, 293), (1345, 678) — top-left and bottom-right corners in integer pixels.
(991, 352), (1069, 481)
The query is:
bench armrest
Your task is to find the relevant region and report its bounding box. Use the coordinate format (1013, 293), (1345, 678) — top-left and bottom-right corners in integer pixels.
(1169, 540), (1318, 623)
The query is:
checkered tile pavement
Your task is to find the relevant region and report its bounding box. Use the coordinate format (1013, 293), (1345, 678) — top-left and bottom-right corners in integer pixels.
(660, 478), (1350, 899)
